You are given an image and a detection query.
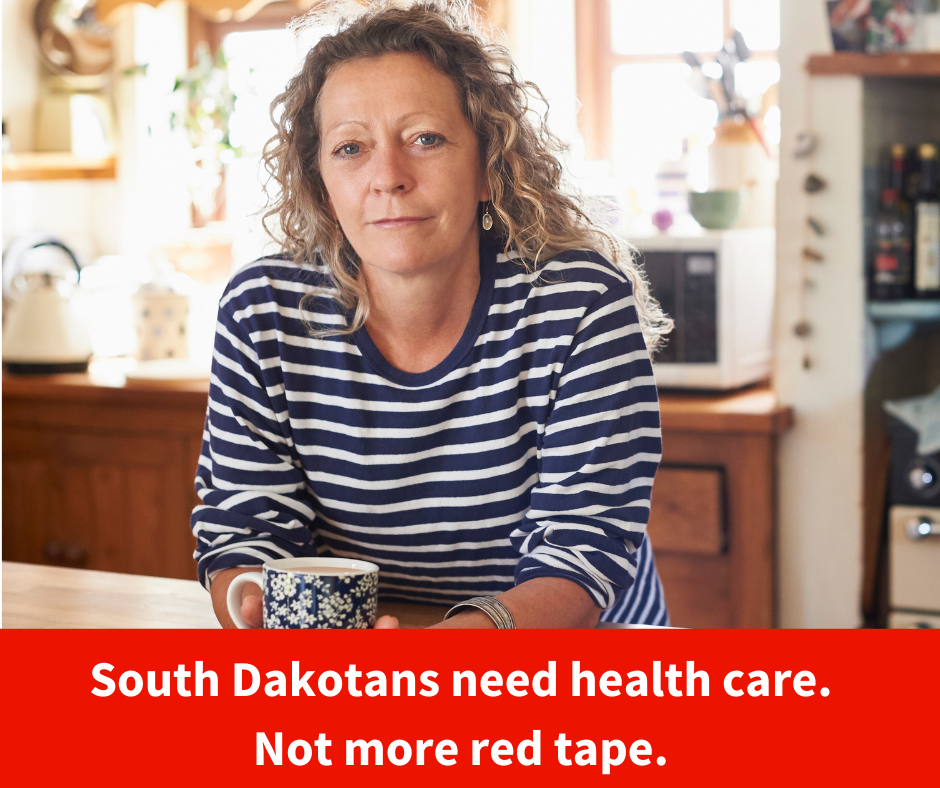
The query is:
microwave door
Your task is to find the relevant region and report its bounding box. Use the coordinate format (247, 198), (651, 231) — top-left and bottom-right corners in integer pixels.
(641, 250), (718, 365)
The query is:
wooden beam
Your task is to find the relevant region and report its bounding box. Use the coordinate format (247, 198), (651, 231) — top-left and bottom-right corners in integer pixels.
(575, 0), (612, 161)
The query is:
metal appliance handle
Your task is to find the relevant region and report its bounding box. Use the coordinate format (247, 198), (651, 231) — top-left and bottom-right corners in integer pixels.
(32, 240), (82, 280)
(905, 516), (940, 541)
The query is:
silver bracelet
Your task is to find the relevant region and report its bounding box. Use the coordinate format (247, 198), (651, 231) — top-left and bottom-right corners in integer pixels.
(444, 596), (516, 629)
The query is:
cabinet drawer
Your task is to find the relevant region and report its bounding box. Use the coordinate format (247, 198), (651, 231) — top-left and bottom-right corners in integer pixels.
(647, 467), (725, 555)
(889, 505), (940, 612)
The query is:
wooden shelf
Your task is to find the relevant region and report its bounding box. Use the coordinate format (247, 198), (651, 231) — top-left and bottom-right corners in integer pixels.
(807, 52), (940, 77)
(2, 152), (116, 182)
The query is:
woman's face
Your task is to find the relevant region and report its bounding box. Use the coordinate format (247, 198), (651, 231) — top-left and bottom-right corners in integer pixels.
(318, 52), (490, 279)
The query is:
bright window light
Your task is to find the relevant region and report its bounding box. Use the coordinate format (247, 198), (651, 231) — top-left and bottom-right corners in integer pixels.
(224, 29), (299, 156)
(731, 0), (780, 50)
(222, 28), (305, 264)
(610, 0), (724, 54)
(611, 64), (718, 213)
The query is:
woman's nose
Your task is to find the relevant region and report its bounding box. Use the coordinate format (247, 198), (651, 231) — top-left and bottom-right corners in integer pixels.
(370, 146), (415, 194)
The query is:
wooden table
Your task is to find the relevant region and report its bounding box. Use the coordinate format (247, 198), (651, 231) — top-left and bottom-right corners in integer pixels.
(1, 562), (450, 629)
(2, 562), (652, 629)
(3, 363), (792, 628)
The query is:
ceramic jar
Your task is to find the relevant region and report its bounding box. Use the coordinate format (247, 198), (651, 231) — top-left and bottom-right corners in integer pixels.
(133, 289), (189, 361)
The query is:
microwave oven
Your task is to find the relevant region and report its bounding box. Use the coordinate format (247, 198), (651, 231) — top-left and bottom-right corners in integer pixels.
(632, 228), (776, 390)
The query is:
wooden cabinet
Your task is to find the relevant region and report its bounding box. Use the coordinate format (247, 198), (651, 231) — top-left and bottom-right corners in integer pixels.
(2, 372), (206, 581)
(650, 388), (793, 629)
(2, 369), (791, 624)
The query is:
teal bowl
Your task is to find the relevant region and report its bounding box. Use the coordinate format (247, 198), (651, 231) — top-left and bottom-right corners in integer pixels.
(689, 190), (742, 230)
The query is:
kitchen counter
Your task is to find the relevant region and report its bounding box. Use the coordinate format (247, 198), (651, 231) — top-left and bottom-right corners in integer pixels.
(658, 385), (793, 434)
(3, 362), (792, 627)
(2, 359), (792, 433)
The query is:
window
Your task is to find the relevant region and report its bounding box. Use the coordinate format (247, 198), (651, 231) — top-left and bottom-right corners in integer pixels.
(186, 2), (317, 260)
(575, 0), (780, 226)
(222, 26), (300, 262)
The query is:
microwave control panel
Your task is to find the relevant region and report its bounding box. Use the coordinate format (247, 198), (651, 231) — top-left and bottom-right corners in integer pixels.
(641, 251), (718, 364)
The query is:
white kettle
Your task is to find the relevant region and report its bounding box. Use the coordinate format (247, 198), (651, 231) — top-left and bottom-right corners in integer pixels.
(2, 237), (93, 373)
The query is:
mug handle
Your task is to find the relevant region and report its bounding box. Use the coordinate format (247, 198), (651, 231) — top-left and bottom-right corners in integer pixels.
(226, 572), (264, 629)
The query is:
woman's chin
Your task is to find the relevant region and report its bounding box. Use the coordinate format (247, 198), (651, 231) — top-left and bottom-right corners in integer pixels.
(359, 245), (451, 278)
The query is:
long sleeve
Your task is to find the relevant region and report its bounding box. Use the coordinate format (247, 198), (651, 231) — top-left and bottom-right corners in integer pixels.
(191, 302), (319, 589)
(509, 279), (662, 608)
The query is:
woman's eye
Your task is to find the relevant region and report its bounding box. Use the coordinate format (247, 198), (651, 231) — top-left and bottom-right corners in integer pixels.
(416, 133), (442, 147)
(336, 143), (360, 157)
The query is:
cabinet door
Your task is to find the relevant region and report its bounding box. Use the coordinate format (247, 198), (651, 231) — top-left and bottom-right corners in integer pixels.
(2, 427), (199, 580)
(649, 430), (776, 628)
(648, 465), (730, 628)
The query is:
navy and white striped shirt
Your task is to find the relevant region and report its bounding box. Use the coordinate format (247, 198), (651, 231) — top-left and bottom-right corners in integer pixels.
(192, 242), (668, 625)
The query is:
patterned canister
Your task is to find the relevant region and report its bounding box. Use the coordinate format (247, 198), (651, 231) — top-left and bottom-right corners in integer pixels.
(133, 289), (189, 361)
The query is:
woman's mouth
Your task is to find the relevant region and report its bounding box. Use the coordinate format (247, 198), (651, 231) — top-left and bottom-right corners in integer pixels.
(372, 216), (428, 229)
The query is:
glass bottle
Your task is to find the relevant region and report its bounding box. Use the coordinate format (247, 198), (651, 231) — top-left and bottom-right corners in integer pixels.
(870, 145), (913, 301)
(914, 143), (940, 298)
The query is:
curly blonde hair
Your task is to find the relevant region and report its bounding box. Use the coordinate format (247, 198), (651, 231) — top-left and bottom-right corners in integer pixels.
(262, 0), (672, 351)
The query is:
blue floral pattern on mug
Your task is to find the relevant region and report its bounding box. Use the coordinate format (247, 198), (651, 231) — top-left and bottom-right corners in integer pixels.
(262, 568), (379, 629)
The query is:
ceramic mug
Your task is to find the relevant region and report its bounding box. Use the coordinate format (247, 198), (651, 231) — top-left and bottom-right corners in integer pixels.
(226, 557), (379, 629)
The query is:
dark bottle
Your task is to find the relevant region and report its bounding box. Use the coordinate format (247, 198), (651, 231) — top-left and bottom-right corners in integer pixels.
(870, 145), (913, 300)
(914, 143), (940, 298)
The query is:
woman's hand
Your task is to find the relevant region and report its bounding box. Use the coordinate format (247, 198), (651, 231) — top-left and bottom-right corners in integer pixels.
(212, 568), (402, 629)
(210, 567), (263, 628)
(240, 595), (263, 628)
(430, 578), (601, 629)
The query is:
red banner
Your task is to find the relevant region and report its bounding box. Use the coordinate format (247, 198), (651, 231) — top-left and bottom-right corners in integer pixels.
(2, 629), (936, 785)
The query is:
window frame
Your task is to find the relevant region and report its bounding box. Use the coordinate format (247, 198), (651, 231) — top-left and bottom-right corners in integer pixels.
(574, 0), (778, 161)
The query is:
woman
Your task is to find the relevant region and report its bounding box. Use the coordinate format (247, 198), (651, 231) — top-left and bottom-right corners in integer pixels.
(192, 0), (672, 629)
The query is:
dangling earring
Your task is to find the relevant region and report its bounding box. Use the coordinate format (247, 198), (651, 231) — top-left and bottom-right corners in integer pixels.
(482, 202), (493, 231)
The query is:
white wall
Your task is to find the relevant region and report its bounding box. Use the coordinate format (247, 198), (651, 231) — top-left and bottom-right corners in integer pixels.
(775, 0), (865, 627)
(2, 0), (39, 151)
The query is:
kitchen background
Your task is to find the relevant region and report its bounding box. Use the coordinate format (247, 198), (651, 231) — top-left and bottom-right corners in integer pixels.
(3, 0), (939, 628)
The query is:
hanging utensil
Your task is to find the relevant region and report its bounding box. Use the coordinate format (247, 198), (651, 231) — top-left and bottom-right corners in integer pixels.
(715, 49), (740, 116)
(731, 30), (751, 63)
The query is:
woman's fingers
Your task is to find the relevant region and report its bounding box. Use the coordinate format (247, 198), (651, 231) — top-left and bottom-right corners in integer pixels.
(374, 615), (400, 629)
(241, 595), (264, 628)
